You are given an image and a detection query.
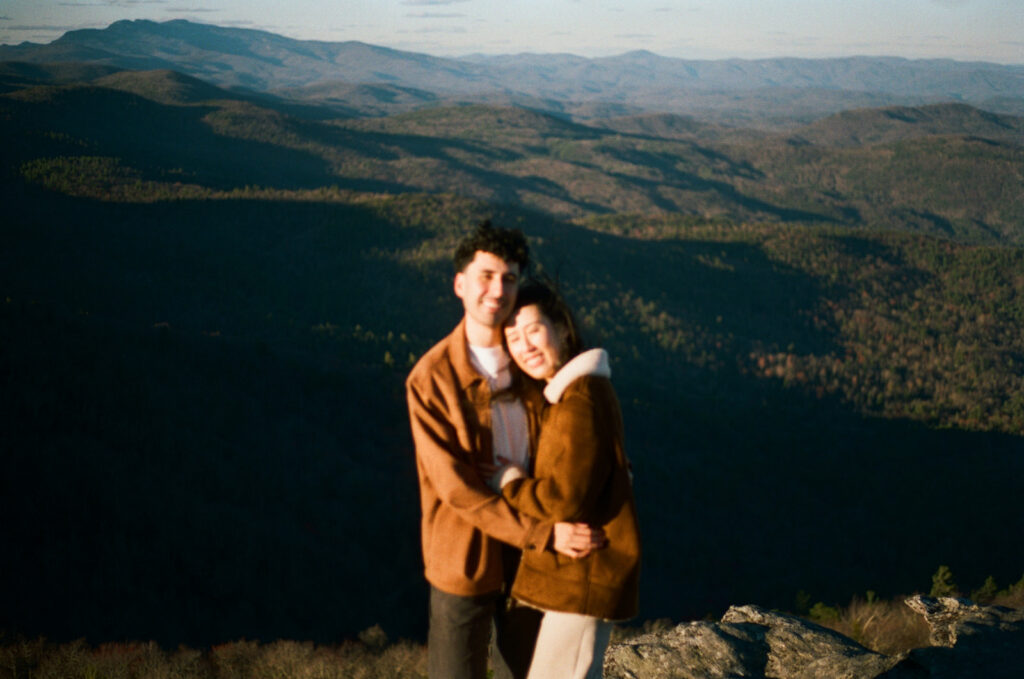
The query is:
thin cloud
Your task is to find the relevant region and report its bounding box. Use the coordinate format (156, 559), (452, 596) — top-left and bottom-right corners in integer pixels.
(414, 26), (467, 33)
(398, 25), (468, 34)
(59, 0), (168, 5)
(401, 0), (470, 5)
(407, 13), (465, 18)
(8, 24), (81, 30)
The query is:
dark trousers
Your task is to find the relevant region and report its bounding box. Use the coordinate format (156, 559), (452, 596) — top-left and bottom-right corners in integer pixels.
(428, 585), (542, 679)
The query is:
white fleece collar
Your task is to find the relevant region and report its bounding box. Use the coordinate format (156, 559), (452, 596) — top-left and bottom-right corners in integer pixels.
(543, 348), (611, 403)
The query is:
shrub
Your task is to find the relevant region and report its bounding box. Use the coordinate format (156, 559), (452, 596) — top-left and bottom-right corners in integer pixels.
(971, 576), (999, 603)
(808, 602), (841, 624)
(929, 565), (959, 597)
(993, 574), (1024, 608)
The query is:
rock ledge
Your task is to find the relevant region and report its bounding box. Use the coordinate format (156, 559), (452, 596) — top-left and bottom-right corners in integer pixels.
(604, 596), (1023, 678)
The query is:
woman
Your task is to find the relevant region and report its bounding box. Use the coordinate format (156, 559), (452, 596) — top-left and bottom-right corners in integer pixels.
(494, 280), (641, 679)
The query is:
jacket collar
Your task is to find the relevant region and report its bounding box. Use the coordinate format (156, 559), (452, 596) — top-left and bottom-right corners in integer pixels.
(447, 317), (487, 391)
(543, 348), (611, 404)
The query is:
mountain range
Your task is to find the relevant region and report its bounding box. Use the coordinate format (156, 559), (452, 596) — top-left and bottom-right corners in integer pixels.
(3, 19), (1024, 125)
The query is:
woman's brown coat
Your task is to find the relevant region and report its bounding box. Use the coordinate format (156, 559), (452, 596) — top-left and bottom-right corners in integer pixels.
(501, 349), (640, 620)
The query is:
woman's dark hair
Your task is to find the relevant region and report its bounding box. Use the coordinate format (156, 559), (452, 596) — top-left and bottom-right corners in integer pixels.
(511, 279), (586, 363)
(453, 219), (530, 274)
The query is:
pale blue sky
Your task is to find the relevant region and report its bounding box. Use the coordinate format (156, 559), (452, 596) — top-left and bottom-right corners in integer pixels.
(1, 0), (1021, 63)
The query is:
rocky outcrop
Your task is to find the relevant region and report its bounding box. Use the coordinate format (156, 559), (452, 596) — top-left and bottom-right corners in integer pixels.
(604, 597), (1023, 678)
(904, 595), (1024, 679)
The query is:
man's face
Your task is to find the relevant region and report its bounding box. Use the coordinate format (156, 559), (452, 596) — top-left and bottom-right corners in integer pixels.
(454, 251), (520, 330)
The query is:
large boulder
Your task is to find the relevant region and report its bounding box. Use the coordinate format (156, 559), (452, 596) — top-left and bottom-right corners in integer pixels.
(604, 597), (1023, 678)
(720, 605), (914, 679)
(603, 619), (769, 678)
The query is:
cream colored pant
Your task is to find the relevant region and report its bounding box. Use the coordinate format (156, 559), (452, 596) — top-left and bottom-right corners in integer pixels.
(526, 611), (614, 679)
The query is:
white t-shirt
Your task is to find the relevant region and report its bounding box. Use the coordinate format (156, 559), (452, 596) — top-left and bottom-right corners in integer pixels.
(468, 344), (530, 471)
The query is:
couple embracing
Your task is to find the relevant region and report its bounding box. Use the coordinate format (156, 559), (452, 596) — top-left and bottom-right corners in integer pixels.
(406, 221), (641, 679)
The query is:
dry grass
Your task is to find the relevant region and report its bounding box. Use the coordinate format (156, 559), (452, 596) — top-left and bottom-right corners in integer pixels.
(809, 574), (1024, 657)
(0, 634), (428, 679)
(812, 596), (931, 656)
(991, 586), (1024, 610)
(3, 580), (1021, 677)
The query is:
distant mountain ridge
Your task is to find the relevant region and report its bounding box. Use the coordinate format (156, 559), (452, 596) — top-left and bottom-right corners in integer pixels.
(92, 68), (238, 105)
(3, 19), (1023, 124)
(791, 102), (1024, 146)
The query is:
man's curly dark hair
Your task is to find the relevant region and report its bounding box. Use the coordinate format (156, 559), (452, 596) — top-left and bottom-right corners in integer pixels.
(452, 220), (530, 274)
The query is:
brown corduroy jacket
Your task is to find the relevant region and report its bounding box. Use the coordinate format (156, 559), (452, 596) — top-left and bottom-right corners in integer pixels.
(501, 349), (641, 621)
(406, 319), (552, 597)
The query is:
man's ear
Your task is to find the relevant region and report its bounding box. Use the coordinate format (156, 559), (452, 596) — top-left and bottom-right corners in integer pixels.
(453, 272), (465, 299)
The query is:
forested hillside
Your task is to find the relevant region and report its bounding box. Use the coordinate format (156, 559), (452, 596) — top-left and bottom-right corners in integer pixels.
(2, 63), (1022, 647)
(4, 71), (1023, 242)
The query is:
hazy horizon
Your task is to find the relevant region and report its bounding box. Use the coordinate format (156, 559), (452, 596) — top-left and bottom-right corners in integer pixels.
(1, 1), (1022, 65)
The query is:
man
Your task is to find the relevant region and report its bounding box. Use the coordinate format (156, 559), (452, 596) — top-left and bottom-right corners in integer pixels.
(406, 221), (604, 679)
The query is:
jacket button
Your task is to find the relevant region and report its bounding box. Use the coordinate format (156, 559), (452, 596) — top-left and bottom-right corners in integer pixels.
(526, 543), (535, 550)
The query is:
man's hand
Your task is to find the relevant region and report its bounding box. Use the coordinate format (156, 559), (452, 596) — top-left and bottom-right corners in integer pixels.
(475, 459), (500, 485)
(476, 455), (527, 491)
(552, 522), (606, 559)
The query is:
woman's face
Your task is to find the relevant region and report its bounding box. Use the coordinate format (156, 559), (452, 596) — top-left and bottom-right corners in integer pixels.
(504, 304), (566, 382)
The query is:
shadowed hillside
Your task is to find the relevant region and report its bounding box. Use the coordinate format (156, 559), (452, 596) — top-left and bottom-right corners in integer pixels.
(790, 102), (1024, 147)
(1, 174), (1022, 646)
(93, 68), (245, 105)
(0, 61), (121, 93)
